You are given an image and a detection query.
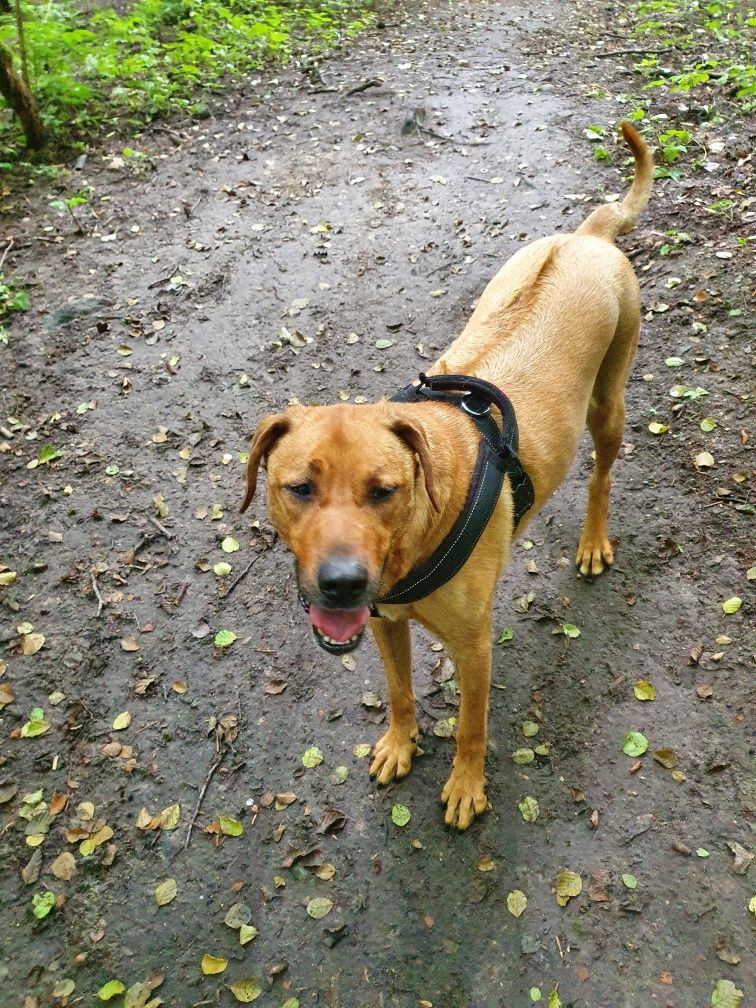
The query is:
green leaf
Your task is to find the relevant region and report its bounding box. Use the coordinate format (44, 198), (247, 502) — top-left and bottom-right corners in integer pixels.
(518, 796), (539, 822)
(700, 417), (717, 432)
(548, 989), (562, 1008)
(219, 816), (243, 837)
(221, 536), (240, 553)
(214, 628), (237, 648)
(665, 356), (685, 367)
(97, 980), (126, 1000)
(228, 977), (262, 1002)
(374, 339), (394, 349)
(31, 890), (55, 919)
(37, 444), (62, 464)
(748, 895), (756, 916)
(696, 848), (710, 858)
(512, 748), (535, 765)
(391, 803), (411, 827)
(622, 731), (648, 757)
(239, 923), (258, 945)
(522, 720), (539, 737)
(281, 1000), (301, 1008)
(711, 979), (743, 1008)
(21, 708), (50, 738)
(496, 627), (513, 643)
(633, 680), (656, 701)
(302, 746), (323, 768)
(213, 561), (232, 577)
(330, 765), (348, 785)
(721, 597), (741, 614)
(561, 623), (580, 638)
(529, 990), (542, 1003)
(621, 873), (637, 889)
(306, 896), (333, 919)
(648, 421), (668, 434)
(353, 744), (371, 758)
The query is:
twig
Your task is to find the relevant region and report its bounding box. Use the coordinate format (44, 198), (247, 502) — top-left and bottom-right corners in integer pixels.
(0, 238), (13, 272)
(344, 78), (383, 97)
(184, 747), (228, 850)
(594, 47), (669, 58)
(226, 555), (260, 597)
(147, 515), (174, 539)
(90, 571), (104, 617)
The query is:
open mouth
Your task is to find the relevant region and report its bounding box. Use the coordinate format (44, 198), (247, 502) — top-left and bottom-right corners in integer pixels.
(308, 603), (372, 655)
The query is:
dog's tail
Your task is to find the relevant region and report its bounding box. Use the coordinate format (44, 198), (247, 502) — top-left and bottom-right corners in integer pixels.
(575, 122), (653, 242)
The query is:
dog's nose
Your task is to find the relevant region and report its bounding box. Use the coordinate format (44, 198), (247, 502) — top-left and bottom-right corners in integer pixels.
(317, 557), (369, 606)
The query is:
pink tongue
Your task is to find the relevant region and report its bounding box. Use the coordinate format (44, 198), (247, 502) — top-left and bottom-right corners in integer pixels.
(309, 605), (370, 641)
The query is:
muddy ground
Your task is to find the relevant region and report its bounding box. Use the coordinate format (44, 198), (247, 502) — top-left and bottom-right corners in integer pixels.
(0, 1), (753, 1006)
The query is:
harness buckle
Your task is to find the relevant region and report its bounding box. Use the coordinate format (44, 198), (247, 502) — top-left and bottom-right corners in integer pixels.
(460, 392), (490, 417)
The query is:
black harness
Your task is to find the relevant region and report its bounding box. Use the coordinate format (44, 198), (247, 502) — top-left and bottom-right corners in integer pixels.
(372, 372), (534, 612)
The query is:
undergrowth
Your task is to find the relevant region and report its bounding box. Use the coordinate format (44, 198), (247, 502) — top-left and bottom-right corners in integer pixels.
(623, 0), (756, 112)
(0, 0), (372, 161)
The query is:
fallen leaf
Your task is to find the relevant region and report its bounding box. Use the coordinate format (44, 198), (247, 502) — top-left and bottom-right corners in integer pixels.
(214, 629), (237, 648)
(554, 870), (582, 906)
(155, 878), (177, 906)
(506, 889), (527, 917)
(622, 732), (648, 757)
(710, 979), (743, 1008)
(228, 978), (262, 1003)
(653, 748), (678, 769)
(391, 804), (411, 827)
(221, 536), (240, 554)
(477, 856), (495, 872)
(51, 851), (76, 880)
(120, 636), (140, 652)
(633, 680), (656, 701)
(518, 796), (539, 822)
(302, 746), (323, 768)
(694, 451), (715, 468)
(213, 562), (232, 577)
(726, 841), (753, 875)
(159, 804), (180, 830)
(31, 891), (56, 919)
(112, 711), (131, 731)
(20, 633), (45, 655)
(201, 955), (228, 975)
(621, 873), (638, 889)
(561, 623), (581, 638)
(239, 923), (258, 945)
(522, 720), (539, 737)
(353, 744), (371, 758)
(306, 896), (333, 919)
(97, 980), (126, 1001)
(512, 748), (535, 765)
(220, 817), (243, 837)
(648, 422), (668, 435)
(721, 597), (741, 615)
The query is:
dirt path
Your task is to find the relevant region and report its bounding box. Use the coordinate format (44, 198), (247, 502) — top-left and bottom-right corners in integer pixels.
(1, 2), (753, 1006)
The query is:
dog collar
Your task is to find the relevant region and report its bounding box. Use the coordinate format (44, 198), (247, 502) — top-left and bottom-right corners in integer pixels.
(373, 372), (534, 613)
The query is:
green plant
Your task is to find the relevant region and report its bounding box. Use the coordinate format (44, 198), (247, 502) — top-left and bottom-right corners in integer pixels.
(49, 190), (89, 233)
(0, 0), (373, 156)
(0, 272), (29, 344)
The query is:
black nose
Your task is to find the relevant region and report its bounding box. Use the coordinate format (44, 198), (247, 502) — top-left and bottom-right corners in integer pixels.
(317, 557), (369, 607)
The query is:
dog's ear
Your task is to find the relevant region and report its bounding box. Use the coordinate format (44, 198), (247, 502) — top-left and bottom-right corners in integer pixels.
(240, 414), (290, 514)
(390, 417), (439, 512)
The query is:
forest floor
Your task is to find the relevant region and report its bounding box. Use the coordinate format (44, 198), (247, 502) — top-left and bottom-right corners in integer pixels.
(0, 1), (753, 1006)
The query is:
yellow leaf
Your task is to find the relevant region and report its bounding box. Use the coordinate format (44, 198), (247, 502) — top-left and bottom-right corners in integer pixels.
(554, 870), (582, 907)
(159, 804), (180, 830)
(228, 978), (262, 1002)
(507, 890), (527, 917)
(201, 955), (228, 976)
(112, 711), (131, 731)
(155, 878), (177, 906)
(20, 632), (45, 655)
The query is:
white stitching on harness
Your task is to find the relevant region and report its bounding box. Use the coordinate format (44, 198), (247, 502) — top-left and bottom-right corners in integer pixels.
(384, 457), (493, 601)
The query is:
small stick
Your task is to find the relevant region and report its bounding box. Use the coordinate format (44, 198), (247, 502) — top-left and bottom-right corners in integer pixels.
(226, 555), (259, 597)
(147, 515), (174, 539)
(344, 78), (383, 97)
(184, 747), (228, 850)
(0, 238), (13, 272)
(90, 571), (104, 617)
(594, 47), (669, 58)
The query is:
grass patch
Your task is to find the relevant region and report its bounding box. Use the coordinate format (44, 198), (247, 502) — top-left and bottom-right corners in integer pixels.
(0, 0), (373, 159)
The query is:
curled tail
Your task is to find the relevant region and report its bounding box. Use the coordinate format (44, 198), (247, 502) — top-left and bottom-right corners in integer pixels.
(576, 122), (653, 242)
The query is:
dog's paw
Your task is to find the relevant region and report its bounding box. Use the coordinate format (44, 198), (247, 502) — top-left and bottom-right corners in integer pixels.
(440, 766), (488, 830)
(369, 726), (419, 785)
(576, 533), (615, 577)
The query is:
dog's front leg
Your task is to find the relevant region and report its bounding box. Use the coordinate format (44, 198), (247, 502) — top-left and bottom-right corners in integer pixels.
(369, 617), (419, 784)
(441, 631), (491, 829)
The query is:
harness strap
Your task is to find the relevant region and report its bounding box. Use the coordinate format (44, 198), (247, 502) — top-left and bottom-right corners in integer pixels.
(374, 373), (534, 611)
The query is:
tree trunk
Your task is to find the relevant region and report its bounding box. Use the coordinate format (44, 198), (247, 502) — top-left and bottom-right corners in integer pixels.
(0, 43), (44, 149)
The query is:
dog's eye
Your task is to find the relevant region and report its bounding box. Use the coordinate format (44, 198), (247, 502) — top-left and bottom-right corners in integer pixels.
(369, 486), (397, 503)
(286, 482), (313, 501)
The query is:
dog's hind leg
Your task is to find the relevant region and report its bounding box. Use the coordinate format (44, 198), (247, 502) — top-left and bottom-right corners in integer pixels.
(369, 618), (419, 784)
(577, 302), (640, 576)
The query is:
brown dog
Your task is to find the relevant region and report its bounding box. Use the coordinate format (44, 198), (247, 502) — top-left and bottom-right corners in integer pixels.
(241, 123), (653, 829)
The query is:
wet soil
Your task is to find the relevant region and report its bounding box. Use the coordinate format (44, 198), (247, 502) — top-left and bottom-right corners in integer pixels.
(0, 2), (753, 1006)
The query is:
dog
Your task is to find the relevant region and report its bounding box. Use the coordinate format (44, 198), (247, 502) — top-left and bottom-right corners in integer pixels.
(241, 122), (653, 829)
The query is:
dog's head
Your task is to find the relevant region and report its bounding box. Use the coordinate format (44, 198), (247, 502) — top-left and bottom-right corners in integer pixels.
(240, 402), (438, 654)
